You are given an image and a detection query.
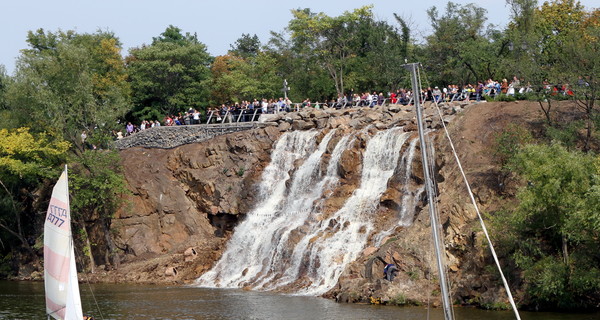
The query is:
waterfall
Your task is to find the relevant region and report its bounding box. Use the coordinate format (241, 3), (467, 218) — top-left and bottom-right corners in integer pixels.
(197, 130), (320, 287)
(198, 128), (414, 295)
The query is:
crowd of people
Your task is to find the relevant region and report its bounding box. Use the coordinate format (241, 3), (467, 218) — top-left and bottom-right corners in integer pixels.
(121, 76), (582, 136)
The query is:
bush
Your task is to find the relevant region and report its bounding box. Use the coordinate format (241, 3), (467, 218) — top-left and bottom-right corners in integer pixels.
(493, 143), (600, 309)
(389, 293), (408, 306)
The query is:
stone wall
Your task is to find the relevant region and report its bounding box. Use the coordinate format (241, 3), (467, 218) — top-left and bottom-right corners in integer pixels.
(114, 123), (257, 149)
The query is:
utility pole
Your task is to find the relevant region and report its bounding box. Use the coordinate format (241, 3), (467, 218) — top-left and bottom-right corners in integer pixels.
(403, 62), (454, 320)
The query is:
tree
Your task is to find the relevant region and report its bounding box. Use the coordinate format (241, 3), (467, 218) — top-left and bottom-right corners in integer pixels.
(127, 25), (212, 121)
(0, 65), (12, 130)
(3, 29), (132, 273)
(504, 0), (599, 133)
(287, 7), (374, 97)
(266, 30), (334, 102)
(425, 2), (503, 85)
(69, 149), (128, 271)
(7, 29), (131, 149)
(0, 128), (69, 259)
(494, 143), (600, 309)
(353, 17), (411, 91)
(209, 51), (282, 105)
(273, 6), (412, 101)
(230, 33), (261, 58)
(541, 3), (600, 150)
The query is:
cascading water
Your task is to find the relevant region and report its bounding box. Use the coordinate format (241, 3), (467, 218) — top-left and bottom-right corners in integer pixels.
(197, 130), (319, 287)
(373, 137), (424, 246)
(296, 128), (409, 295)
(198, 127), (418, 295)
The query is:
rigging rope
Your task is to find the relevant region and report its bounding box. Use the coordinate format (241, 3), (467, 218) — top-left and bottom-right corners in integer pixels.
(429, 97), (522, 320)
(75, 243), (105, 320)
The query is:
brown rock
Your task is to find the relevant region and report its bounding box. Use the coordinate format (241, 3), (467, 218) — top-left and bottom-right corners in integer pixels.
(339, 149), (361, 179)
(392, 251), (402, 263)
(165, 266), (177, 276)
(278, 121), (291, 131)
(292, 119), (316, 130)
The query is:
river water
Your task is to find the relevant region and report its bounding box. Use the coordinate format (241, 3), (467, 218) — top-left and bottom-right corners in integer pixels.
(0, 281), (598, 320)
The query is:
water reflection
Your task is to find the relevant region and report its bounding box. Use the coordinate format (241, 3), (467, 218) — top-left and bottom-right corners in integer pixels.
(0, 281), (598, 320)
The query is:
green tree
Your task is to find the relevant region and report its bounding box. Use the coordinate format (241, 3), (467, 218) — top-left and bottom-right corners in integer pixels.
(494, 143), (600, 309)
(0, 128), (69, 260)
(230, 33), (261, 58)
(0, 65), (12, 129)
(287, 6), (374, 97)
(3, 29), (132, 273)
(425, 2), (503, 85)
(267, 29), (334, 102)
(354, 17), (411, 92)
(209, 52), (281, 105)
(127, 25), (212, 121)
(6, 29), (130, 149)
(504, 0), (599, 134)
(69, 149), (128, 271)
(545, 4), (600, 150)
(271, 6), (411, 101)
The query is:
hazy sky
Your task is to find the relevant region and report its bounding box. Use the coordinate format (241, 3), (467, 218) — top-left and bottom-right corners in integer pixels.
(2, 0), (598, 74)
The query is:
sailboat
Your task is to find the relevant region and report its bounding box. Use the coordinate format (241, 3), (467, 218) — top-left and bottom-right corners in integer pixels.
(43, 165), (84, 320)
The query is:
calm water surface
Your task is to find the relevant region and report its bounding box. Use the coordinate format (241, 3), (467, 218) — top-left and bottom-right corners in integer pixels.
(0, 280), (598, 320)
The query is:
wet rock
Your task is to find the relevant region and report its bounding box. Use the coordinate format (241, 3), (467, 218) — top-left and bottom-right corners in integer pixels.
(315, 118), (329, 129)
(349, 118), (365, 129)
(362, 247), (378, 257)
(339, 149), (360, 179)
(329, 116), (351, 129)
(285, 113), (302, 122)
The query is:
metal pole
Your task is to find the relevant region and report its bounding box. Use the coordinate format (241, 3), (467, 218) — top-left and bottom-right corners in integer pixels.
(404, 62), (454, 320)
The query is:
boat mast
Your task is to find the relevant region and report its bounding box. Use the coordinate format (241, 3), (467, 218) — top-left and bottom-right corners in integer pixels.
(404, 62), (454, 320)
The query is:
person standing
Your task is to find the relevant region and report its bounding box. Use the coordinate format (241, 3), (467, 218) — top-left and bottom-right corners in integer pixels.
(126, 122), (134, 136)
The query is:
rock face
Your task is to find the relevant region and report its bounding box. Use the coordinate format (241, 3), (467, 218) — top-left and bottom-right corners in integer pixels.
(105, 101), (512, 306)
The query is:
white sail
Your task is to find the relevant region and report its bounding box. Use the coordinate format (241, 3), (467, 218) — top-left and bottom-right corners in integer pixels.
(44, 166), (84, 320)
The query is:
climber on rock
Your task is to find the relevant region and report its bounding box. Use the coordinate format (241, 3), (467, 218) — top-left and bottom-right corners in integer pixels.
(383, 263), (398, 281)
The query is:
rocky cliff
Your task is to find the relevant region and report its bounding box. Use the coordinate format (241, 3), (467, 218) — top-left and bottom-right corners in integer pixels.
(98, 101), (528, 307)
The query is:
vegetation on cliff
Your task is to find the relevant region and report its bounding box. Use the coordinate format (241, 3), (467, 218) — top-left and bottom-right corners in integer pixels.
(493, 142), (600, 309)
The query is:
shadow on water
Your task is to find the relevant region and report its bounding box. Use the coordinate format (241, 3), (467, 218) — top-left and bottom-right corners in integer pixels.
(0, 281), (598, 320)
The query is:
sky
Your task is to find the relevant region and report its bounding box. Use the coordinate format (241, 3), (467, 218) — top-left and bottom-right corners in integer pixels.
(1, 0), (598, 75)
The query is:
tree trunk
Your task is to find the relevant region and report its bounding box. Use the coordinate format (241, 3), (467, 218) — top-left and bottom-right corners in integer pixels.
(537, 99), (552, 125)
(83, 228), (96, 274)
(562, 234), (569, 265)
(103, 218), (120, 269)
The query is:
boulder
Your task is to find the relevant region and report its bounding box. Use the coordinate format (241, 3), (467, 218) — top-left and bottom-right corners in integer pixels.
(278, 121), (291, 131)
(292, 119), (316, 130)
(258, 113), (283, 123)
